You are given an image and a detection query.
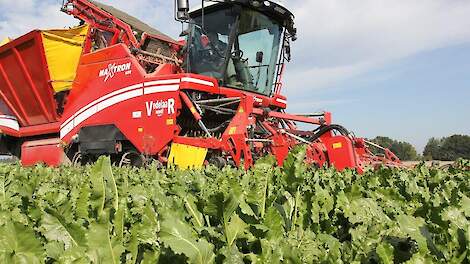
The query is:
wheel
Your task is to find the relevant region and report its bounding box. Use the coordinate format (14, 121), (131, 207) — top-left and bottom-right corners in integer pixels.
(208, 156), (227, 169)
(71, 152), (82, 167)
(119, 151), (146, 167)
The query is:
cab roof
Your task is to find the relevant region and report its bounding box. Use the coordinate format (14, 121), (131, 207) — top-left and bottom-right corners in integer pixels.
(189, 0), (296, 38)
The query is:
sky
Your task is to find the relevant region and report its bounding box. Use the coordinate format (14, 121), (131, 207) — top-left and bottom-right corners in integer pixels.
(0, 0), (469, 152)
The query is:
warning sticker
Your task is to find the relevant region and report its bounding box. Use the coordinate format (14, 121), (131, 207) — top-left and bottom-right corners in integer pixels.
(333, 142), (343, 149)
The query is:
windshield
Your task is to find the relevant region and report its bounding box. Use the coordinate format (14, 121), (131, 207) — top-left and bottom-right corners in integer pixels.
(188, 6), (282, 96)
(187, 8), (237, 80)
(228, 9), (281, 95)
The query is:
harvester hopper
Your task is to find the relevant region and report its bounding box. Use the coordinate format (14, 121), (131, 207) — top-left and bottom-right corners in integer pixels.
(0, 25), (88, 133)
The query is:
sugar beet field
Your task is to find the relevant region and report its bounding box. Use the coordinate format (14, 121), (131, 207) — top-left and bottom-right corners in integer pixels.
(0, 148), (469, 264)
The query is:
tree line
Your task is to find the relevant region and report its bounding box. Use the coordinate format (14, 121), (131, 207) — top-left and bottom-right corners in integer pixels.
(423, 135), (470, 161)
(367, 134), (470, 161)
(369, 136), (418, 161)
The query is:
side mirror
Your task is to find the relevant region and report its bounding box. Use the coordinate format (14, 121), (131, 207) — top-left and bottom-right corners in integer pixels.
(176, 0), (190, 21)
(256, 51), (264, 63)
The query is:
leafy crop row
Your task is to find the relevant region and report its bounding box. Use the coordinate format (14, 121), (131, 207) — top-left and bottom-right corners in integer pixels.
(0, 148), (469, 263)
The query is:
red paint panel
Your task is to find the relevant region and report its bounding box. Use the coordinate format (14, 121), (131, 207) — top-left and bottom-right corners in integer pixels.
(321, 135), (362, 172)
(19, 122), (61, 137)
(21, 138), (65, 166)
(60, 50), (181, 155)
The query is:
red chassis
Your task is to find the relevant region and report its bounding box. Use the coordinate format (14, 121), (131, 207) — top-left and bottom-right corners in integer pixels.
(59, 44), (374, 172)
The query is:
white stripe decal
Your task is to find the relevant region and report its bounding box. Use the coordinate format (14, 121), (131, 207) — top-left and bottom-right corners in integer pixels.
(0, 118), (19, 131)
(276, 98), (287, 104)
(61, 83), (144, 129)
(181, 77), (215, 87)
(74, 105), (98, 128)
(105, 83), (144, 99)
(60, 81), (181, 139)
(97, 89), (143, 111)
(60, 121), (74, 138)
(144, 79), (180, 86)
(0, 115), (17, 120)
(61, 90), (143, 139)
(144, 84), (180, 95)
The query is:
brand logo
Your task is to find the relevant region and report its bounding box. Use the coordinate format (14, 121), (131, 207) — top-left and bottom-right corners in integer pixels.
(99, 62), (132, 81)
(145, 99), (175, 117)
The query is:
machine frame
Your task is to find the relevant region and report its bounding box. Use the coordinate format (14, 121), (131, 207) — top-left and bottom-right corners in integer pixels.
(0, 0), (401, 171)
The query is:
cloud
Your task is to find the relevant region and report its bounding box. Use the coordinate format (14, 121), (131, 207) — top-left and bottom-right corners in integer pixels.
(0, 0), (179, 39)
(0, 0), (77, 38)
(284, 61), (373, 92)
(284, 0), (470, 94)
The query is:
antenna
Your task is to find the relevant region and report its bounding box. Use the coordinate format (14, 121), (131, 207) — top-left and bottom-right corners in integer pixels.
(202, 0), (205, 29)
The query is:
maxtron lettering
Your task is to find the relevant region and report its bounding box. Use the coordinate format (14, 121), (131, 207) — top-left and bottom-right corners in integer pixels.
(99, 62), (132, 81)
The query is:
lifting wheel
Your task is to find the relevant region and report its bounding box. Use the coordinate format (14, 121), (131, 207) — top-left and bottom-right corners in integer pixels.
(208, 156), (228, 169)
(71, 152), (82, 167)
(119, 151), (146, 167)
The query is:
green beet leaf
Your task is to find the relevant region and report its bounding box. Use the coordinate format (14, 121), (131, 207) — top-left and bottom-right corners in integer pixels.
(0, 221), (45, 264)
(160, 214), (215, 264)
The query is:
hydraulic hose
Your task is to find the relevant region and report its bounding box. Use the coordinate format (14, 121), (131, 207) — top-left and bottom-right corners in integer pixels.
(308, 124), (351, 142)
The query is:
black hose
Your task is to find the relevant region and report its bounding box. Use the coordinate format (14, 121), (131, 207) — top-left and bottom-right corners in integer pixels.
(308, 124), (350, 142)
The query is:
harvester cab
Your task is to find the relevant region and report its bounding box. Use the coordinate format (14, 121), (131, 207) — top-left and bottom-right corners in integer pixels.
(183, 0), (296, 98)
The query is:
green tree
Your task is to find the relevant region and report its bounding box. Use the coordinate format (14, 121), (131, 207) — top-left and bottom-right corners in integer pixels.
(370, 136), (418, 161)
(423, 138), (441, 160)
(425, 135), (470, 161)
